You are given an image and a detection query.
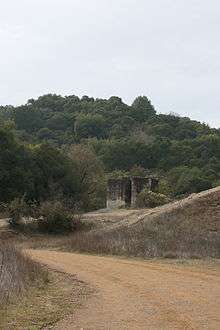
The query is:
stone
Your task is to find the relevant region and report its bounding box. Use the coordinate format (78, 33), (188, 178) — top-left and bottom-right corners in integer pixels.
(107, 176), (159, 209)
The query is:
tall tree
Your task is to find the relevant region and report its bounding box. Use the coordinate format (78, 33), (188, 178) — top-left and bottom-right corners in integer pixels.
(131, 96), (156, 121)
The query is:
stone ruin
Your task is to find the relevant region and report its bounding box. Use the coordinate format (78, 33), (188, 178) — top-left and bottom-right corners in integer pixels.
(107, 176), (159, 209)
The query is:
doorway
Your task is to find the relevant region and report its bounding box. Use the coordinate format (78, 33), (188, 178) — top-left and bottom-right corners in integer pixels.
(125, 180), (132, 207)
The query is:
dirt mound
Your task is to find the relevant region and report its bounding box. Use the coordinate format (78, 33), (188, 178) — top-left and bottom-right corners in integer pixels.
(138, 186), (220, 232)
(83, 186), (220, 233)
(76, 187), (220, 258)
(82, 209), (144, 230)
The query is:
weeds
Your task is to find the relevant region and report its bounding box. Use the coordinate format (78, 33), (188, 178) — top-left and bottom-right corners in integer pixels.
(0, 242), (48, 306)
(67, 190), (220, 259)
(67, 220), (220, 259)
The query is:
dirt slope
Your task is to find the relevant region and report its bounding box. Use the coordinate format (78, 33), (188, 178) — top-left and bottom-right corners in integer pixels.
(83, 186), (220, 233)
(76, 187), (220, 258)
(29, 250), (220, 330)
(138, 186), (220, 230)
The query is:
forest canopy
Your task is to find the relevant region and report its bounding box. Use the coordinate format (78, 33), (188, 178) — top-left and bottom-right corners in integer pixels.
(0, 94), (219, 208)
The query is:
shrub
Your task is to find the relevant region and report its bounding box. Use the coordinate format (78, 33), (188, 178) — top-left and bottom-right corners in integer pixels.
(156, 179), (172, 197)
(136, 190), (171, 208)
(168, 166), (213, 197)
(6, 197), (28, 226)
(3, 197), (38, 228)
(37, 201), (80, 233)
(3, 197), (83, 234)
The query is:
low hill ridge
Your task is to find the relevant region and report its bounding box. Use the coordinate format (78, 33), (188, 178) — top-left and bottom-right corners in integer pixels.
(79, 187), (220, 258)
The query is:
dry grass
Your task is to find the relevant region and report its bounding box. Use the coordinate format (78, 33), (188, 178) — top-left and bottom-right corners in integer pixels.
(12, 189), (220, 259)
(2, 188), (220, 261)
(0, 270), (91, 330)
(66, 188), (220, 259)
(0, 241), (92, 329)
(0, 241), (48, 306)
(66, 225), (219, 259)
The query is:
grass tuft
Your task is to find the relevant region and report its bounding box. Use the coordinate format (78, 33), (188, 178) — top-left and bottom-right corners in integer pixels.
(0, 241), (48, 306)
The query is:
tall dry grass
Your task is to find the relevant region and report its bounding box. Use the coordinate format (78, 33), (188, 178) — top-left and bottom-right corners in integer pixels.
(68, 228), (219, 259)
(67, 204), (220, 259)
(0, 242), (48, 306)
(68, 224), (220, 259)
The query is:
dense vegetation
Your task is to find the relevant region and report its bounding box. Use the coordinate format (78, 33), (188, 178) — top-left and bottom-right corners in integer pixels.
(0, 125), (105, 211)
(0, 94), (219, 212)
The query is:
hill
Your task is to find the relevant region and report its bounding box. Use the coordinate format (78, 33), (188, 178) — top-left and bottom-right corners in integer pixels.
(72, 186), (220, 258)
(0, 94), (220, 202)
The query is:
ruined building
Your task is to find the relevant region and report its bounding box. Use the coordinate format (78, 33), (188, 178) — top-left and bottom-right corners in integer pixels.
(107, 177), (159, 209)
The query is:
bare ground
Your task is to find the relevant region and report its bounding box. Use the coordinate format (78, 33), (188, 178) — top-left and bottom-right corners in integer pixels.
(29, 250), (220, 330)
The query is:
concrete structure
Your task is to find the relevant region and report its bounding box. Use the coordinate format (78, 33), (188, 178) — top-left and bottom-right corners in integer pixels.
(107, 176), (159, 209)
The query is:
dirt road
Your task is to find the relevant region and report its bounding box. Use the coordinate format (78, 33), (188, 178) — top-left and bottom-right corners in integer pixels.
(29, 250), (220, 330)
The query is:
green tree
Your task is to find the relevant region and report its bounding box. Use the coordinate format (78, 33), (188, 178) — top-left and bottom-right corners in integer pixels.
(75, 114), (107, 139)
(168, 166), (212, 196)
(67, 145), (106, 210)
(0, 128), (31, 202)
(131, 96), (156, 121)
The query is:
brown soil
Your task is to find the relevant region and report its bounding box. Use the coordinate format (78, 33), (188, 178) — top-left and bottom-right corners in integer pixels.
(29, 250), (220, 330)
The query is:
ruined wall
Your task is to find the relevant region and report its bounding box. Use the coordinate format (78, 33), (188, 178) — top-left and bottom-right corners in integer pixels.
(107, 177), (159, 209)
(131, 177), (149, 207)
(107, 178), (130, 209)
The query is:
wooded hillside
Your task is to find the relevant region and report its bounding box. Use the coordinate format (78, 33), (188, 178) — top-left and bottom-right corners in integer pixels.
(0, 94), (219, 208)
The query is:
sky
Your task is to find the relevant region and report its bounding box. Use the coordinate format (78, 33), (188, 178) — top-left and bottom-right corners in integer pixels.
(0, 0), (219, 128)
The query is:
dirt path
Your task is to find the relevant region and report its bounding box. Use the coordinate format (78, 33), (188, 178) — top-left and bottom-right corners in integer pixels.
(29, 250), (220, 330)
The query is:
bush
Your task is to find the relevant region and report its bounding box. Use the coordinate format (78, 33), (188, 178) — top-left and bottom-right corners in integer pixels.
(6, 197), (28, 226)
(3, 198), (82, 234)
(168, 166), (213, 197)
(3, 197), (38, 228)
(156, 179), (172, 197)
(136, 190), (171, 208)
(37, 201), (80, 233)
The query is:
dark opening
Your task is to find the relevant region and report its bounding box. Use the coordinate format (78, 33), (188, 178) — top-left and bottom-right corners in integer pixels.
(125, 180), (132, 207)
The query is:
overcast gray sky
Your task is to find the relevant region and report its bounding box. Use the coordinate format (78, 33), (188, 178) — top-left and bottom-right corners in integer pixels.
(0, 0), (219, 127)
